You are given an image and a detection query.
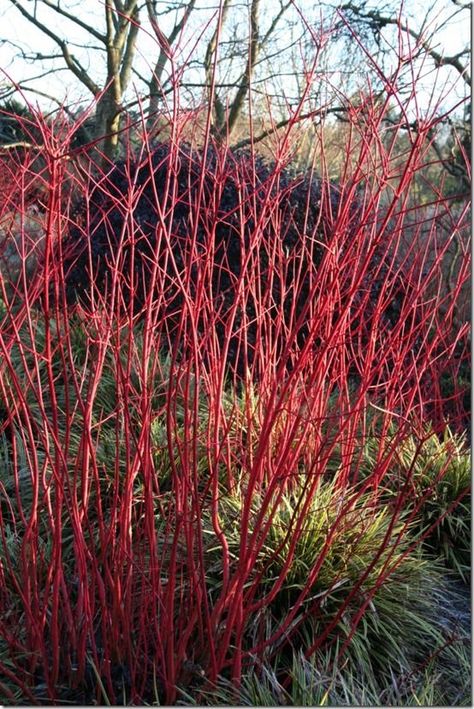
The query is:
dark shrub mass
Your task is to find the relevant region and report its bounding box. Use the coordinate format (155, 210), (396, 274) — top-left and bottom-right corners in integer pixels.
(62, 142), (397, 377)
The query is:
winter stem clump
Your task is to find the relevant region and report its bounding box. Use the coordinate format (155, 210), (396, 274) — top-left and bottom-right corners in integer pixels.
(0, 35), (470, 706)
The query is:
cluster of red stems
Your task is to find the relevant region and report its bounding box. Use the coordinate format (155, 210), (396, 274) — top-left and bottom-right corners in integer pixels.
(0, 32), (470, 705)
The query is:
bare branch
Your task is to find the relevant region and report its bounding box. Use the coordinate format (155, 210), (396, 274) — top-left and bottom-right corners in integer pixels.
(260, 0), (292, 47)
(429, 131), (470, 189)
(38, 0), (106, 42)
(339, 2), (470, 85)
(231, 105), (347, 150)
(147, 0), (197, 118)
(114, 0), (125, 15)
(6, 0), (100, 95)
(225, 0), (261, 137)
(204, 0), (232, 129)
(145, 0), (172, 58)
(0, 141), (34, 150)
(120, 9), (140, 92)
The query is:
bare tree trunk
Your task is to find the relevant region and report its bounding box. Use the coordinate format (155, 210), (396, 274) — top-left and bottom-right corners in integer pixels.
(204, 0), (291, 143)
(92, 1), (140, 163)
(146, 0), (197, 129)
(94, 86), (122, 163)
(203, 0), (233, 138)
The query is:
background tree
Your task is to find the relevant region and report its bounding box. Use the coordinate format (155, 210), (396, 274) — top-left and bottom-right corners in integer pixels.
(0, 0), (469, 185)
(335, 0), (470, 195)
(2, 0), (296, 156)
(5, 0), (142, 159)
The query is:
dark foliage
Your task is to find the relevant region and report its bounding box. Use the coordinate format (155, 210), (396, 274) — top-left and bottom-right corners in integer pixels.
(62, 141), (402, 376)
(0, 99), (33, 146)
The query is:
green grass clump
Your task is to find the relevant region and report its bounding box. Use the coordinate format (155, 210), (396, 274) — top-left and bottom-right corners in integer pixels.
(195, 634), (471, 707)
(362, 426), (470, 581)
(195, 475), (470, 706)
